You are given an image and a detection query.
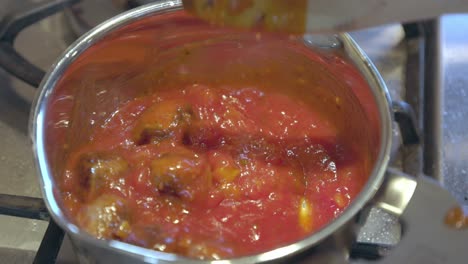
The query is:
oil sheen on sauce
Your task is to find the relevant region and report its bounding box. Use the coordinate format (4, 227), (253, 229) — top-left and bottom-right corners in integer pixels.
(45, 11), (380, 260)
(61, 86), (368, 259)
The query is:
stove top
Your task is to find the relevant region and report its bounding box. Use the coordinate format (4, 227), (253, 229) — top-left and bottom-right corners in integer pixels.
(0, 0), (467, 263)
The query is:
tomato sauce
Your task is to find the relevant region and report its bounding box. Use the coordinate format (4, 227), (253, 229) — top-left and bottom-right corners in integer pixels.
(40, 10), (382, 260)
(61, 84), (367, 259)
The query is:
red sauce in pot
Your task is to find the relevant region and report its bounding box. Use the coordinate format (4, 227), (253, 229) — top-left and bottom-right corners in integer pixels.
(44, 11), (381, 261)
(61, 85), (368, 259)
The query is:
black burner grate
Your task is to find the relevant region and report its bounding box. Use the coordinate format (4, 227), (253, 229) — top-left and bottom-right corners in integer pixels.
(0, 1), (77, 263)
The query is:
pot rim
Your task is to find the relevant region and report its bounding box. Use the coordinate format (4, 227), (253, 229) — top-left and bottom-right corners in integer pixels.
(30, 0), (393, 262)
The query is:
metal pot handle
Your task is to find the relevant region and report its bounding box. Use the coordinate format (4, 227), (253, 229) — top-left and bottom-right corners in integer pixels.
(392, 101), (420, 146)
(371, 169), (468, 263)
(0, 0), (78, 87)
(350, 100), (466, 262)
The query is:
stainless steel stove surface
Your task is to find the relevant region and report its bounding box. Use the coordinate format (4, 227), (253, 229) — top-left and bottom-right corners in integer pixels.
(0, 0), (467, 263)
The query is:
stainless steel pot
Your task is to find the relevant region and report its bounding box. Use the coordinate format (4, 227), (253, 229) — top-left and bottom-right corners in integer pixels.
(30, 1), (467, 263)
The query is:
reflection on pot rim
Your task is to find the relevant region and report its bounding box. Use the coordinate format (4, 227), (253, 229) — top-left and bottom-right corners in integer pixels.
(30, 0), (393, 262)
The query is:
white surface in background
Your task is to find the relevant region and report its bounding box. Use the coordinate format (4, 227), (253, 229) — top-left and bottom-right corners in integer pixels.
(441, 15), (468, 206)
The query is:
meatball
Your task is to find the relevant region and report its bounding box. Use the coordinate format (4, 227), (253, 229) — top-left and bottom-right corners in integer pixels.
(76, 194), (130, 240)
(132, 100), (193, 145)
(77, 152), (129, 201)
(150, 148), (210, 200)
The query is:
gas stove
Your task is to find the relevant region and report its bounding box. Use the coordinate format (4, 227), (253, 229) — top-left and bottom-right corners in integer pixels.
(0, 0), (466, 263)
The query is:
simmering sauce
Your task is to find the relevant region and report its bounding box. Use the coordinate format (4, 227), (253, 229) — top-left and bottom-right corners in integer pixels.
(61, 85), (367, 259)
(45, 11), (380, 260)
